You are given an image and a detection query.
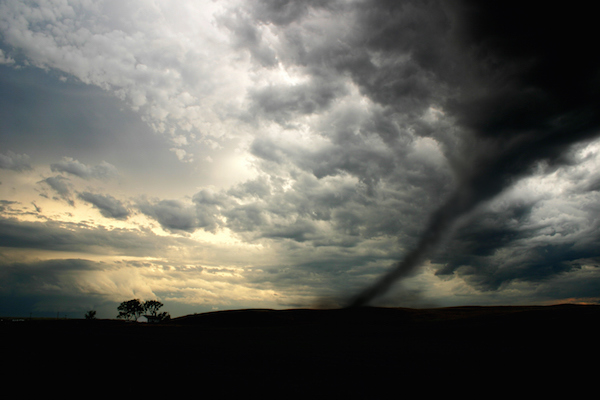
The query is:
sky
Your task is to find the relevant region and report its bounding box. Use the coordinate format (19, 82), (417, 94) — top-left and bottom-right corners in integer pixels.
(1, 0), (600, 319)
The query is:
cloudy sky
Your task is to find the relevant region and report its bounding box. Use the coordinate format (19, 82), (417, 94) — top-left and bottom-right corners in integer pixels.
(1, 0), (599, 318)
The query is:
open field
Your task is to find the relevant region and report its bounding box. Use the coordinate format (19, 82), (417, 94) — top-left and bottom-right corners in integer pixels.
(3, 304), (599, 396)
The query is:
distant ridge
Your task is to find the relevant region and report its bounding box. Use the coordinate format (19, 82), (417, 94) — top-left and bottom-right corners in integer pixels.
(170, 303), (600, 328)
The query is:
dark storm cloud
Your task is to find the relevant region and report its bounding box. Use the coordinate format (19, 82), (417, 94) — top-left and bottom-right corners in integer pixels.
(433, 201), (538, 287)
(222, 175), (356, 239)
(222, 202), (268, 233)
(248, 102), (451, 212)
(447, 2), (600, 137)
(260, 219), (322, 243)
(433, 190), (600, 291)
(217, 8), (278, 67)
(136, 163), (429, 256)
(247, 76), (348, 125)
(440, 204), (533, 263)
(218, 0), (335, 68)
(191, 168), (433, 251)
(242, 0), (453, 136)
(2, 0), (598, 311)
(250, 0), (331, 26)
(250, 120), (394, 184)
(0, 151), (32, 171)
(344, 1), (452, 111)
(440, 239), (600, 293)
(301, 143), (396, 187)
(78, 192), (130, 220)
(240, 0), (455, 197)
(347, 1), (600, 306)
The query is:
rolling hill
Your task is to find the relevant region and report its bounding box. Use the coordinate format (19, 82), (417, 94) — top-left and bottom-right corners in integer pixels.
(3, 304), (598, 396)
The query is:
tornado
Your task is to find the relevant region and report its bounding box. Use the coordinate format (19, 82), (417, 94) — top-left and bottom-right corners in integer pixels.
(348, 1), (600, 307)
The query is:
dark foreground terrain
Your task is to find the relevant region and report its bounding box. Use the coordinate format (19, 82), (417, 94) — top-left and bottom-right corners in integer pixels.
(3, 305), (599, 396)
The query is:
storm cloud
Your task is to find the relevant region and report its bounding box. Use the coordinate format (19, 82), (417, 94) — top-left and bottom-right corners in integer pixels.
(347, 1), (600, 306)
(1, 0), (599, 317)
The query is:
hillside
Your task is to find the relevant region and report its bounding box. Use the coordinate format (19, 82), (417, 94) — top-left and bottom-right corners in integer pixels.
(3, 305), (598, 396)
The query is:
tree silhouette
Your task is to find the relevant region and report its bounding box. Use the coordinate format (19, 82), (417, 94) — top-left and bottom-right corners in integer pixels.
(116, 299), (170, 322)
(117, 299), (144, 321)
(143, 300), (163, 316)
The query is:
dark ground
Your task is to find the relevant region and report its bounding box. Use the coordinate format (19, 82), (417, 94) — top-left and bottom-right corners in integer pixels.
(3, 305), (599, 397)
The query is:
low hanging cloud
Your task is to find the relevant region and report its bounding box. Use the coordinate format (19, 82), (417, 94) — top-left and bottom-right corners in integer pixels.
(78, 192), (130, 220)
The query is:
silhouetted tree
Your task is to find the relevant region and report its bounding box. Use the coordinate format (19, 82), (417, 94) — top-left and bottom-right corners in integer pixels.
(85, 310), (97, 320)
(117, 299), (144, 321)
(156, 311), (171, 322)
(143, 300), (164, 316)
